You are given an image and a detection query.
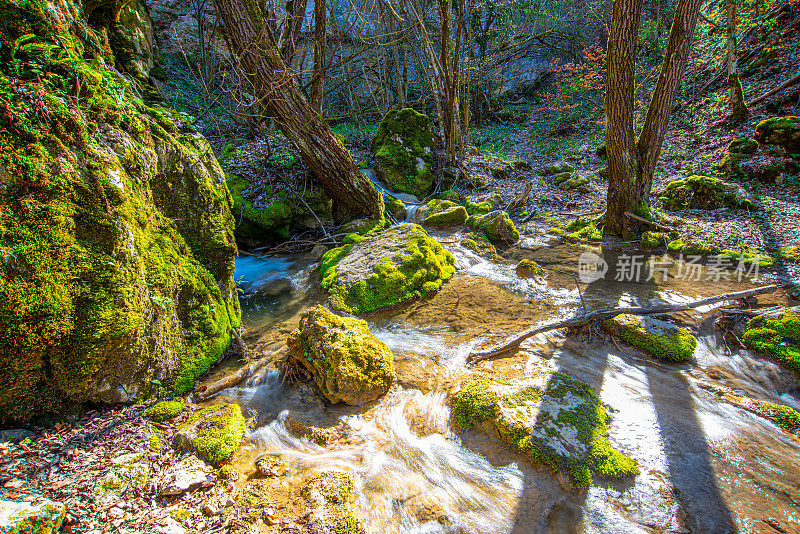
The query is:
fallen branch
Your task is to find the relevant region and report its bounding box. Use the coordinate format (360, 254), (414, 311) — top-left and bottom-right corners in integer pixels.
(747, 70), (800, 107)
(506, 182), (533, 213)
(624, 211), (677, 232)
(467, 284), (778, 364)
(196, 356), (272, 401)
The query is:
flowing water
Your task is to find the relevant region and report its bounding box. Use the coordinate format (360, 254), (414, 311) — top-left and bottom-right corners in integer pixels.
(224, 228), (800, 533)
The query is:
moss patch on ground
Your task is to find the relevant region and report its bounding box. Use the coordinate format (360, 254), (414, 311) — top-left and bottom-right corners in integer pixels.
(661, 175), (755, 211)
(144, 400), (184, 422)
(319, 224), (455, 314)
(604, 314), (697, 361)
(516, 259), (545, 278)
(564, 217), (603, 241)
(742, 310), (800, 374)
(287, 306), (395, 405)
(452, 373), (637, 488)
(174, 403), (246, 464)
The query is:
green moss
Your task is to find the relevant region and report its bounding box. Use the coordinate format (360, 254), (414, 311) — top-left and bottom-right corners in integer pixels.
(177, 403), (246, 464)
(516, 259), (545, 278)
(535, 162), (573, 176)
(385, 196), (407, 221)
(552, 172), (571, 185)
(423, 199), (468, 226)
(564, 217), (603, 241)
(466, 210), (520, 243)
(287, 306), (395, 405)
(372, 108), (435, 198)
(719, 246), (774, 268)
(169, 509), (191, 521)
(742, 311), (800, 373)
(641, 231), (670, 249)
(604, 314), (697, 361)
(453, 373), (637, 488)
(662, 175), (754, 211)
(320, 225), (455, 314)
(218, 464), (239, 480)
(747, 398), (800, 434)
(144, 400), (184, 422)
(667, 237), (721, 256)
(147, 433), (161, 451)
(465, 194), (501, 215)
(727, 138), (759, 154)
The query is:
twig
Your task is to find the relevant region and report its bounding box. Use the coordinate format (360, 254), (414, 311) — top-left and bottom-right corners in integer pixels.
(747, 70), (800, 106)
(467, 284), (778, 364)
(624, 211), (676, 232)
(573, 273), (587, 316)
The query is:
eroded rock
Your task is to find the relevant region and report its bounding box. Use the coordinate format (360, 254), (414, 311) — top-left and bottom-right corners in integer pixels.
(0, 498), (65, 534)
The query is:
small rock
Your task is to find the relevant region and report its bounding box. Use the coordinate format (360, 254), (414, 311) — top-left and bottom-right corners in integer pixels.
(0, 498), (66, 534)
(255, 455), (287, 477)
(202, 504), (219, 516)
(162, 456), (209, 495)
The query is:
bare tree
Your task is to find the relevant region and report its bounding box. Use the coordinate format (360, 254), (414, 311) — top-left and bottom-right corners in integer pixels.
(726, 0), (748, 120)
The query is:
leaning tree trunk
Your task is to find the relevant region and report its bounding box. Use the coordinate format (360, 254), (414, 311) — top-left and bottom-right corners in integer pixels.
(310, 0), (327, 115)
(213, 0), (383, 220)
(605, 0), (704, 237)
(726, 0), (749, 121)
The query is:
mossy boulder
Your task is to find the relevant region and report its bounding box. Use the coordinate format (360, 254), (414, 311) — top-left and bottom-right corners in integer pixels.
(371, 108), (436, 198)
(465, 194), (502, 215)
(287, 306), (395, 405)
(0, 498), (66, 534)
(451, 373), (638, 488)
(720, 153), (792, 182)
(535, 162), (573, 176)
(564, 217), (602, 241)
(174, 404), (246, 464)
(755, 116), (800, 154)
(301, 472), (364, 533)
(422, 199), (468, 227)
(742, 309), (800, 374)
(467, 210), (520, 243)
(559, 174), (594, 193)
(727, 138), (759, 155)
(640, 231), (670, 250)
(603, 314), (697, 361)
(461, 232), (498, 258)
(319, 223), (455, 314)
(661, 175), (755, 211)
(0, 0), (239, 425)
(385, 195), (407, 221)
(227, 175), (332, 245)
(516, 259), (544, 278)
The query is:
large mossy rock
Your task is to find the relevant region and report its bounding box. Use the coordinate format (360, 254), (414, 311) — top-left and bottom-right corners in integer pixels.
(452, 373), (637, 488)
(174, 403), (247, 464)
(319, 223), (455, 314)
(0, 498), (66, 534)
(419, 199), (468, 227)
(755, 116), (800, 155)
(661, 175), (754, 211)
(226, 174), (332, 245)
(371, 108), (436, 198)
(467, 210), (520, 243)
(742, 309), (800, 373)
(0, 0), (239, 424)
(287, 306), (395, 405)
(603, 314), (697, 361)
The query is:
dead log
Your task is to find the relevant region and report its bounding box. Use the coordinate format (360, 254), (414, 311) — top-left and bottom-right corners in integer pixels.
(624, 211), (677, 232)
(195, 356), (272, 401)
(747, 70), (800, 106)
(467, 284), (778, 364)
(506, 182), (533, 213)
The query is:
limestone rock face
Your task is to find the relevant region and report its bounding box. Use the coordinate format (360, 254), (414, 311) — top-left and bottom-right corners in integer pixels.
(116, 0), (163, 80)
(0, 0), (240, 424)
(319, 223), (455, 314)
(451, 373), (637, 487)
(372, 108), (436, 198)
(755, 116), (800, 154)
(287, 306), (395, 405)
(0, 498), (66, 534)
(603, 314), (697, 361)
(147, 0), (229, 62)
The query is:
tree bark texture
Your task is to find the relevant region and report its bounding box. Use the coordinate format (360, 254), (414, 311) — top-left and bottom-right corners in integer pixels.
(726, 0), (749, 120)
(212, 0), (383, 219)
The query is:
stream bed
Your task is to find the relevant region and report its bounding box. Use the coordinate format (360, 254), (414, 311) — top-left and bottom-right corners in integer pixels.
(222, 234), (800, 534)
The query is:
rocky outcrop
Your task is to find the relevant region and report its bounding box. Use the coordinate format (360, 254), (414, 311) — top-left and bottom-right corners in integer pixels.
(174, 404), (247, 464)
(755, 116), (800, 154)
(0, 0), (239, 424)
(661, 175), (755, 211)
(0, 498), (66, 534)
(603, 314), (697, 361)
(319, 223), (455, 314)
(287, 306), (395, 405)
(115, 0), (163, 81)
(372, 108), (436, 198)
(451, 373), (637, 487)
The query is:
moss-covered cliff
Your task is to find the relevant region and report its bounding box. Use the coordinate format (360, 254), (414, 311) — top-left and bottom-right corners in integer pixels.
(0, 0), (240, 424)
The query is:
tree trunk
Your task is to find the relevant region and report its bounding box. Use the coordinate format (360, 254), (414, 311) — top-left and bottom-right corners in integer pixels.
(605, 0), (704, 237)
(213, 0), (383, 220)
(726, 0), (749, 120)
(310, 0), (327, 114)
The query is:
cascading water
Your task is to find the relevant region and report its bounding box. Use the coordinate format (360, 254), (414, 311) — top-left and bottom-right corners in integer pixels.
(227, 200), (800, 532)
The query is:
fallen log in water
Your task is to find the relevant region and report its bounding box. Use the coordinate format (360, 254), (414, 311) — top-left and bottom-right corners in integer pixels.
(195, 356), (273, 401)
(467, 284), (779, 364)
